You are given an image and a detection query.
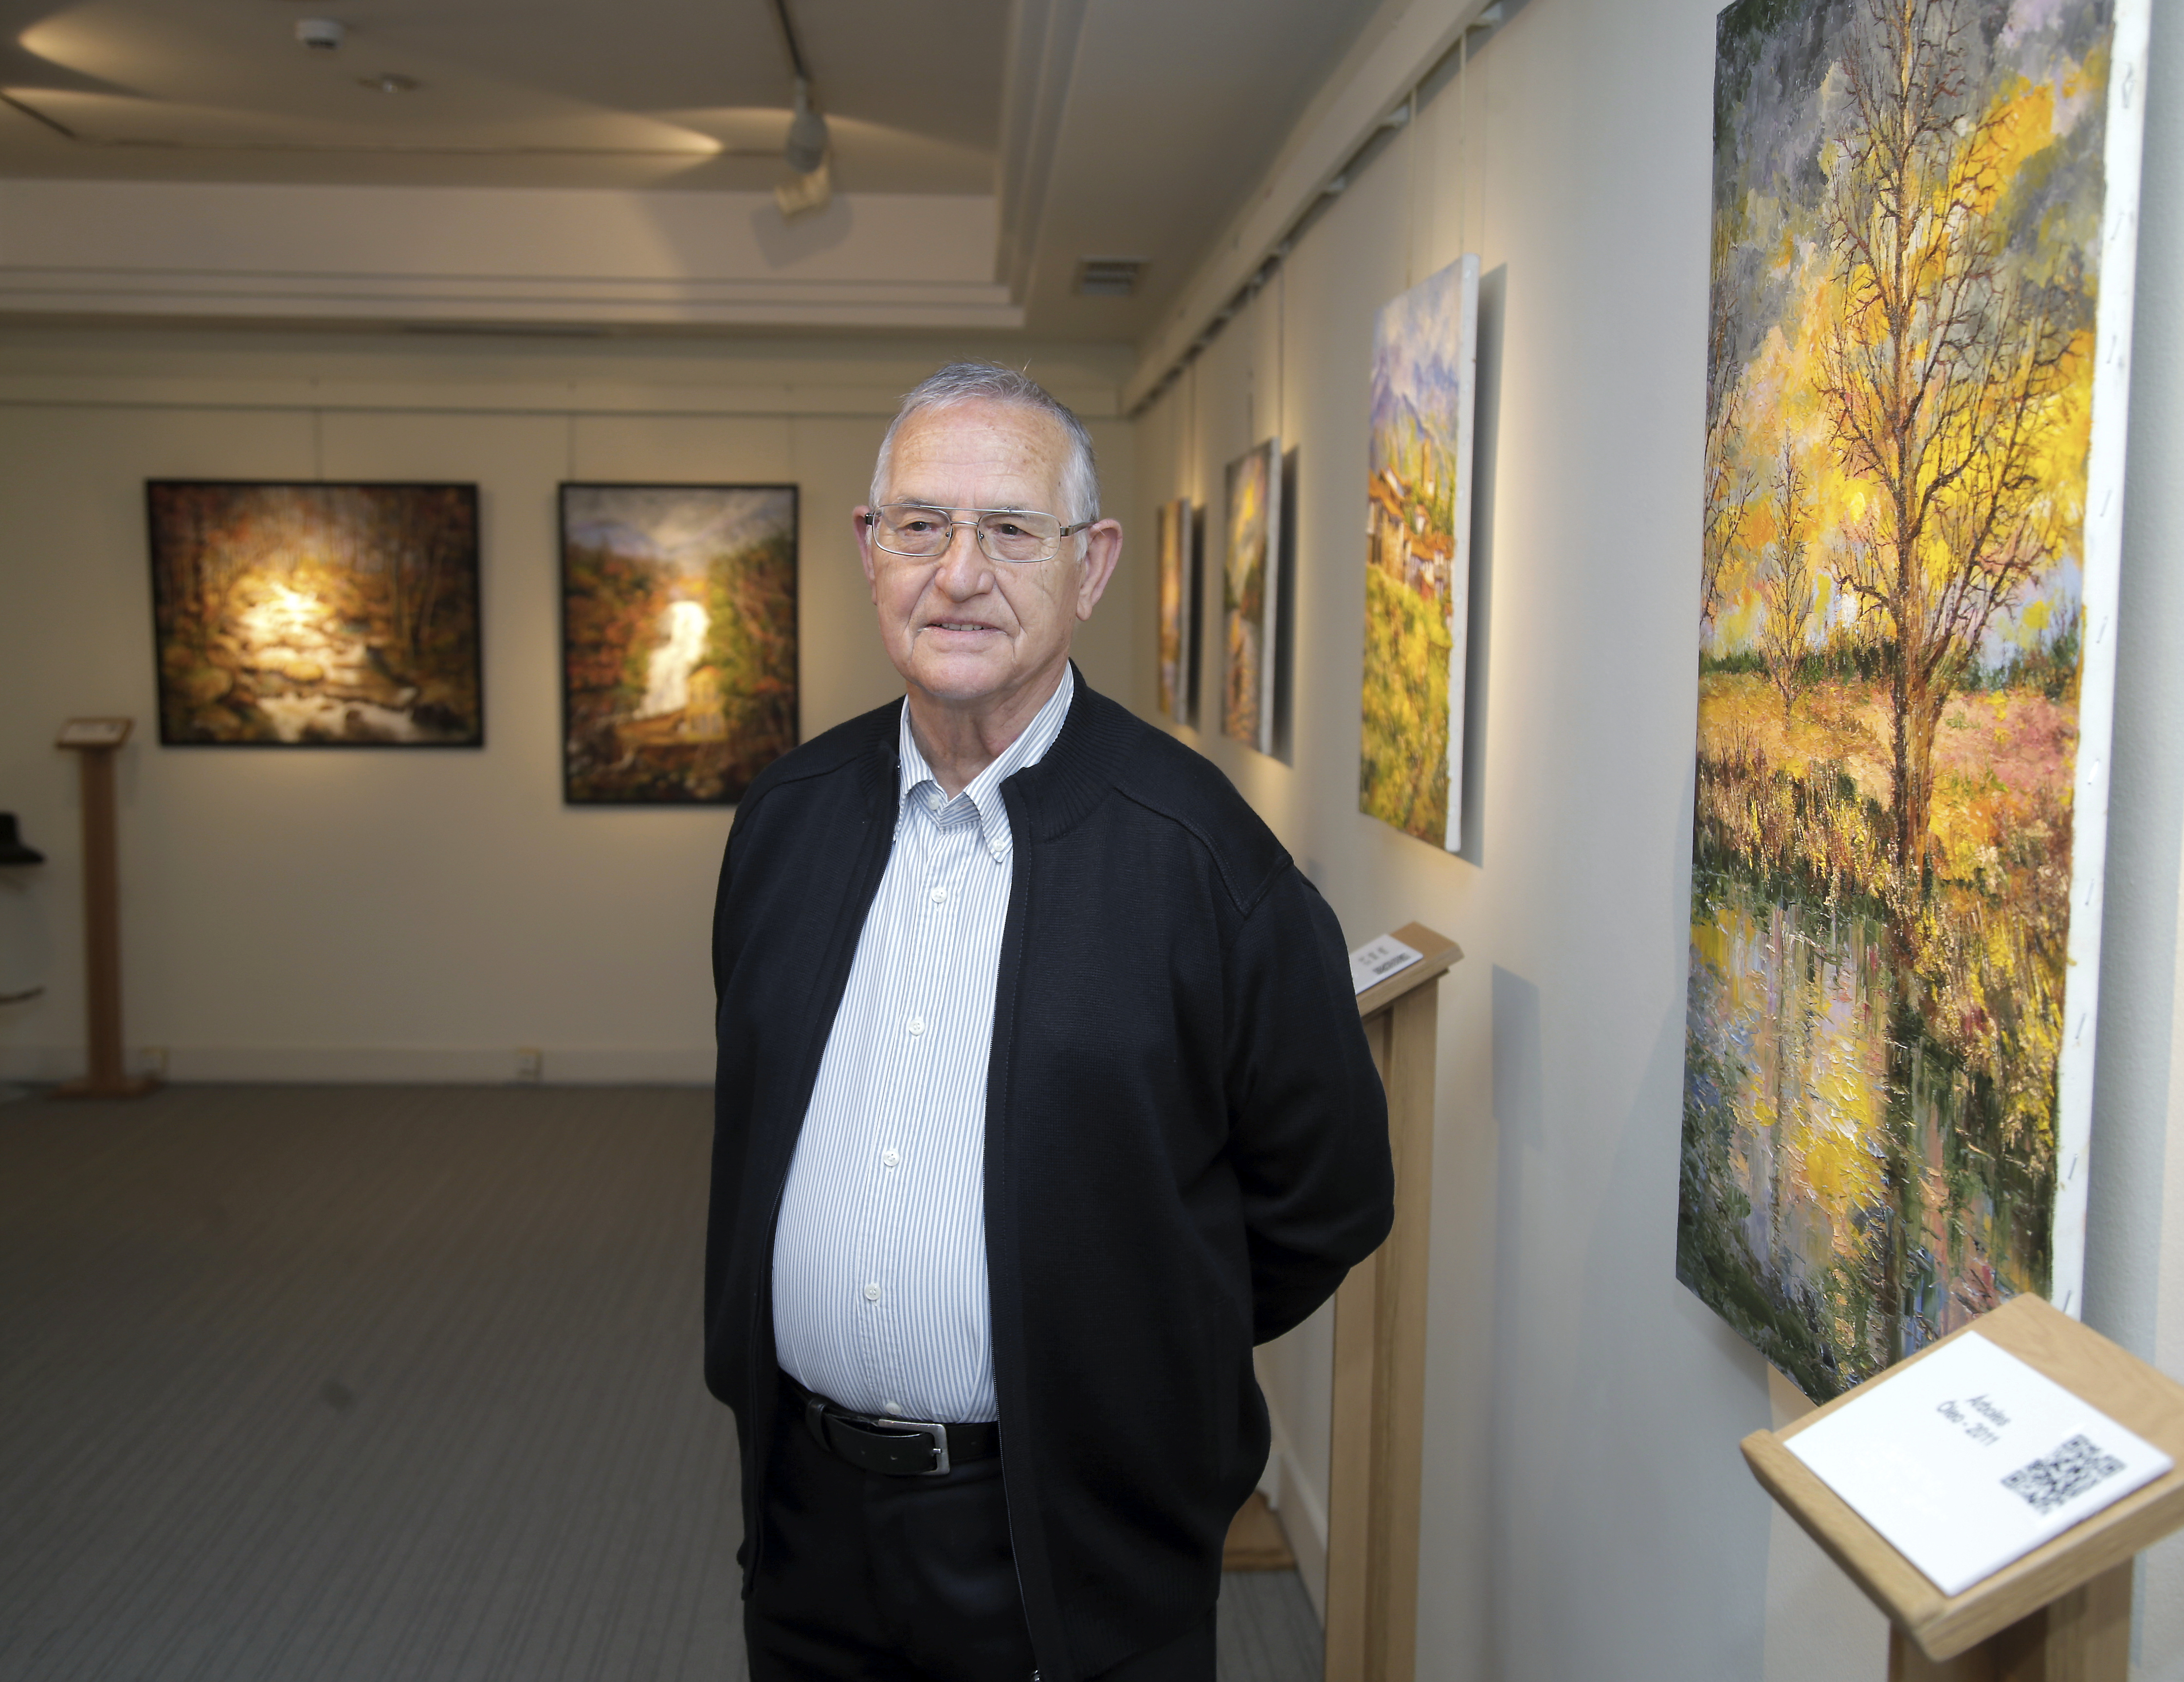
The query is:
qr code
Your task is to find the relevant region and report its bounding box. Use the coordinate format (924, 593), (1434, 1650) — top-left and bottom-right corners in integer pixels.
(2000, 1435), (2126, 1515)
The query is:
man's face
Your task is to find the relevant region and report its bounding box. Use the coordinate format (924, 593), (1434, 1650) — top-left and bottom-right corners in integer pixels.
(856, 400), (1119, 714)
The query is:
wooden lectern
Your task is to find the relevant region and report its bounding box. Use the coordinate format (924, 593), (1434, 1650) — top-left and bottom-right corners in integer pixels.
(1323, 921), (1462, 1682)
(52, 718), (158, 1100)
(1742, 1294), (2184, 1680)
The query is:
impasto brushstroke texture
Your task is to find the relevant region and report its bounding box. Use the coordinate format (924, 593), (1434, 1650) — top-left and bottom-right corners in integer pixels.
(1678, 0), (2137, 1398)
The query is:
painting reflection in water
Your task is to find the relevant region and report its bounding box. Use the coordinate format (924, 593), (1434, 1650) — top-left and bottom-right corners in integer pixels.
(1679, 0), (2144, 1398)
(559, 484), (798, 805)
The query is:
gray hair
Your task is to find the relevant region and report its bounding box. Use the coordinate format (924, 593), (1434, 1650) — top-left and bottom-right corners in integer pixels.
(870, 362), (1101, 529)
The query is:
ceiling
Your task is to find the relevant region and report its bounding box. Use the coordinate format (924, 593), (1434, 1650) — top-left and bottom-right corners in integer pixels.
(0, 0), (1381, 339)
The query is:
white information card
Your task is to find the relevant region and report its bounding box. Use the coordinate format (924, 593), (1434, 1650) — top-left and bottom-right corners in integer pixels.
(1785, 1330), (2172, 1596)
(1348, 933), (1423, 997)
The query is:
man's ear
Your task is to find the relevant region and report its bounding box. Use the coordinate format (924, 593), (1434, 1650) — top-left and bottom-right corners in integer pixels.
(1074, 520), (1123, 621)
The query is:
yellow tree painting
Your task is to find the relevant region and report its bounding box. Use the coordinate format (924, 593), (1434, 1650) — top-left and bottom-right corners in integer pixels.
(1359, 256), (1479, 851)
(1679, 0), (2147, 1398)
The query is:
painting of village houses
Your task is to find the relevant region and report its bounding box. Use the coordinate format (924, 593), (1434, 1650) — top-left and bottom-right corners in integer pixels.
(559, 484), (798, 804)
(1678, 0), (2138, 1399)
(1358, 255), (1479, 850)
(146, 481), (482, 747)
(1221, 441), (1281, 754)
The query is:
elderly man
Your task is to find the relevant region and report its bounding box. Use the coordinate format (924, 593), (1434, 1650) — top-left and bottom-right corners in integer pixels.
(705, 363), (1391, 1682)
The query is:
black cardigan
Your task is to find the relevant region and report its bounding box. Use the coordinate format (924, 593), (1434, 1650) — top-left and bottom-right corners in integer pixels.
(705, 673), (1393, 1680)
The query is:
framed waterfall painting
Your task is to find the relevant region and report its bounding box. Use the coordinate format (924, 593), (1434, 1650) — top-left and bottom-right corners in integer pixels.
(1358, 254), (1480, 852)
(559, 483), (799, 804)
(1678, 0), (2148, 1399)
(1156, 495), (1197, 725)
(1221, 440), (1281, 755)
(146, 481), (482, 747)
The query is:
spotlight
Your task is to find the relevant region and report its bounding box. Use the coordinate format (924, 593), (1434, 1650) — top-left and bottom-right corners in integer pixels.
(295, 18), (345, 51)
(785, 77), (828, 175)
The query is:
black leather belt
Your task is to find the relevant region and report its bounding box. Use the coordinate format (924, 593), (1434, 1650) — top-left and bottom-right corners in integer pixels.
(781, 1370), (1000, 1477)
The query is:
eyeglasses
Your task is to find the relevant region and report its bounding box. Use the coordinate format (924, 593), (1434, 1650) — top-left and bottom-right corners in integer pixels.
(865, 503), (1091, 564)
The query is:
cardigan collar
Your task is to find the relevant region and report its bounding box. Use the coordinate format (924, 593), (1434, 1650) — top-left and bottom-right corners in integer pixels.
(859, 661), (1131, 847)
(894, 665), (1074, 860)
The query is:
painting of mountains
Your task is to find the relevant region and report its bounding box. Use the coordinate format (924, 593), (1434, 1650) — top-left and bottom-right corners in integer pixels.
(1678, 0), (2146, 1399)
(559, 484), (797, 804)
(147, 482), (481, 747)
(1359, 255), (1479, 850)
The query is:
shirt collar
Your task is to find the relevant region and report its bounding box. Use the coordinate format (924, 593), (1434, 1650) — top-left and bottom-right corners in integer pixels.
(897, 665), (1075, 859)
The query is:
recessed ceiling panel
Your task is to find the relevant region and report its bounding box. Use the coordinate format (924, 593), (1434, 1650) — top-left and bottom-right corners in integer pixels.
(0, 0), (1004, 191)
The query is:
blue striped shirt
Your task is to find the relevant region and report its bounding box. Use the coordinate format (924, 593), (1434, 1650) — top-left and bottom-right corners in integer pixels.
(770, 667), (1075, 1424)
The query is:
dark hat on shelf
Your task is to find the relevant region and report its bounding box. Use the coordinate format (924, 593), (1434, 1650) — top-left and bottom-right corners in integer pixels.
(0, 814), (44, 866)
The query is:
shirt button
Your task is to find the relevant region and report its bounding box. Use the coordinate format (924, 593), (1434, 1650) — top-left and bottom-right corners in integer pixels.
(882, 1400), (901, 1415)
(864, 1282), (882, 1302)
(906, 1015), (925, 1036)
(929, 886), (947, 905)
(927, 792), (941, 811)
(882, 1149), (901, 1168)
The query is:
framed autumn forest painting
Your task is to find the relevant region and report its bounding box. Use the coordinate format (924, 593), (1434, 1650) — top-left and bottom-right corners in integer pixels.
(559, 483), (799, 805)
(146, 482), (483, 748)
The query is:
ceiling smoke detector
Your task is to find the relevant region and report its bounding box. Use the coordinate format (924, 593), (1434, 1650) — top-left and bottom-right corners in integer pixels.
(1075, 258), (1144, 298)
(295, 18), (345, 51)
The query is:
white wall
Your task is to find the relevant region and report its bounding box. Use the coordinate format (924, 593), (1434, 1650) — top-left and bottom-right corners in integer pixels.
(1129, 0), (2184, 1677)
(2091, 0), (2184, 1670)
(0, 329), (1135, 1085)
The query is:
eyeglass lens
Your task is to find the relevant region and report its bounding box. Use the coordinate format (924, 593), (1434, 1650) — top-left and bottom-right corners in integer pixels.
(874, 506), (1061, 563)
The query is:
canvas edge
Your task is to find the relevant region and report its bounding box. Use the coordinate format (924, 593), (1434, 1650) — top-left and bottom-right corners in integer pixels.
(2049, 0), (2153, 1319)
(1257, 436), (1283, 758)
(1441, 254), (1483, 856)
(1188, 485), (1205, 721)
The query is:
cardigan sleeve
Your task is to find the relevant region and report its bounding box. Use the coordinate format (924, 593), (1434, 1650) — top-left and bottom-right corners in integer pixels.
(1222, 866), (1396, 1343)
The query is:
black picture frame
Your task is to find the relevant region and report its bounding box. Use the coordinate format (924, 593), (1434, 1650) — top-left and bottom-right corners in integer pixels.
(146, 480), (484, 749)
(558, 481), (800, 806)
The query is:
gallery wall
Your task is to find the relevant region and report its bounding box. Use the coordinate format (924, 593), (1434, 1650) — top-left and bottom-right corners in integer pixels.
(0, 329), (1135, 1084)
(1128, 0), (2184, 1679)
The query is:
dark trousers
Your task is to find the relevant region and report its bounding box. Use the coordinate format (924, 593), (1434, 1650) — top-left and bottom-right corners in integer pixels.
(745, 1381), (1216, 1682)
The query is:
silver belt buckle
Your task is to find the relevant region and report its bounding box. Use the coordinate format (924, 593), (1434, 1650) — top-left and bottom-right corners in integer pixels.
(898, 1416), (951, 1476)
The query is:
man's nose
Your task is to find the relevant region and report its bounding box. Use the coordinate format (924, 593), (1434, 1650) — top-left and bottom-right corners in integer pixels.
(933, 522), (991, 589)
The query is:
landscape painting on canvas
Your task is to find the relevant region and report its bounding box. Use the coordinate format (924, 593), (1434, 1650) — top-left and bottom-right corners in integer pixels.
(1157, 496), (1195, 724)
(560, 484), (798, 804)
(1678, 0), (2143, 1399)
(1221, 441), (1281, 754)
(1359, 255), (1479, 851)
(147, 481), (482, 747)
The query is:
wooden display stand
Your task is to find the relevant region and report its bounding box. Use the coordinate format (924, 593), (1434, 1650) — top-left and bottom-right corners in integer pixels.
(1742, 1294), (2184, 1680)
(1323, 921), (1462, 1682)
(52, 718), (158, 1101)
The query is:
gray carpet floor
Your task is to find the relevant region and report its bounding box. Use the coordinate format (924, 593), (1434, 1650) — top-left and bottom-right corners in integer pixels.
(0, 1084), (1321, 1682)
